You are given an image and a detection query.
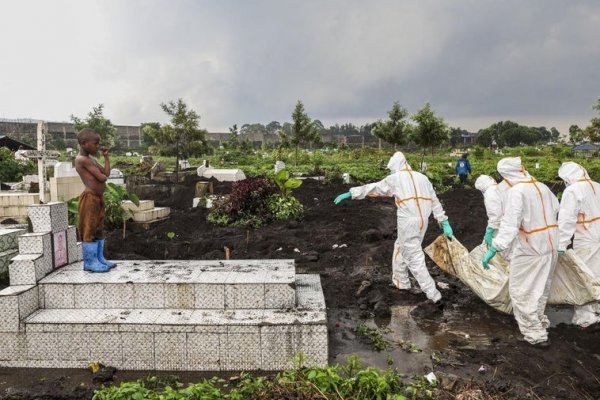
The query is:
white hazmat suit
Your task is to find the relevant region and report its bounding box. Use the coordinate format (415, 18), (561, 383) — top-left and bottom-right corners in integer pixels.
(557, 162), (600, 327)
(474, 175), (503, 230)
(492, 157), (559, 344)
(348, 152), (448, 302)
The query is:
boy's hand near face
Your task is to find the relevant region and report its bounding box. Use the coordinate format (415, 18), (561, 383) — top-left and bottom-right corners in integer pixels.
(102, 147), (110, 158)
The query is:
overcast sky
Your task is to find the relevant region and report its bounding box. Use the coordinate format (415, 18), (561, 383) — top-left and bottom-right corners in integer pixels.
(1, 0), (599, 134)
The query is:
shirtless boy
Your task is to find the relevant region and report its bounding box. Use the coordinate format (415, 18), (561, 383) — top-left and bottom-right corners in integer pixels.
(75, 128), (116, 272)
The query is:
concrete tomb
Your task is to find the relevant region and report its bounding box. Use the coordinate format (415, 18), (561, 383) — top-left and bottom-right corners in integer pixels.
(0, 202), (327, 371)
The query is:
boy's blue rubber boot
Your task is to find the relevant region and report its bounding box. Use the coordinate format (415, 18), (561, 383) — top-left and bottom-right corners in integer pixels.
(82, 242), (110, 273)
(96, 239), (117, 269)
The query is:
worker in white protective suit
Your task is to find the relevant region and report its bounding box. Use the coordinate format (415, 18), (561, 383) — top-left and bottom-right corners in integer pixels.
(557, 162), (600, 329)
(482, 157), (559, 347)
(474, 175), (503, 248)
(334, 152), (454, 303)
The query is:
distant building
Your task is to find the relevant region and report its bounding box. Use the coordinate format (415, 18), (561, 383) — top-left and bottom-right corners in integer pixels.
(572, 142), (600, 158)
(0, 135), (35, 151)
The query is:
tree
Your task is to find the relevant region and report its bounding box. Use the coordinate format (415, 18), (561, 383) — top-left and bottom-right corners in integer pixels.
(71, 104), (117, 148)
(550, 127), (561, 142)
(141, 122), (159, 148)
(144, 99), (209, 175)
(291, 101), (320, 164)
(584, 97), (600, 143)
(372, 101), (409, 148)
(569, 124), (584, 144)
(0, 147), (35, 182)
(410, 103), (449, 156)
(266, 121), (282, 135)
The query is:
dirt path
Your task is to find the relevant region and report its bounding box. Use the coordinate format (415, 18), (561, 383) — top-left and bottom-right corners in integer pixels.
(1, 178), (598, 399)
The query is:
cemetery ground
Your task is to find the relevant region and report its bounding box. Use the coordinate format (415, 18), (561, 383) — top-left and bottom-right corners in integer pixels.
(1, 178), (599, 399)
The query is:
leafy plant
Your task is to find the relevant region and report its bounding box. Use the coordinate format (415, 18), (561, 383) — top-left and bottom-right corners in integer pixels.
(166, 231), (176, 240)
(356, 323), (393, 352)
(207, 178), (275, 228)
(67, 197), (80, 226)
(267, 194), (304, 220)
(0, 147), (35, 183)
(272, 169), (302, 197)
(104, 183), (140, 237)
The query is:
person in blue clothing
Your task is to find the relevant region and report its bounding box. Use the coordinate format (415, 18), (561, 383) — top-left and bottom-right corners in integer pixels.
(455, 153), (472, 189)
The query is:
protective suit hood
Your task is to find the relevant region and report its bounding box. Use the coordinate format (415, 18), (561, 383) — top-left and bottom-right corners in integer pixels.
(474, 175), (497, 193)
(387, 152), (411, 172)
(497, 157), (530, 183)
(558, 162), (588, 186)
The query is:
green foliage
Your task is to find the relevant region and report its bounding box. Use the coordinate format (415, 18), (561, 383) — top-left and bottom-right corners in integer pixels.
(92, 355), (443, 400)
(356, 323), (393, 352)
(267, 194), (304, 220)
(410, 102), (450, 153)
(372, 101), (409, 146)
(291, 101), (321, 164)
(67, 197), (80, 226)
(103, 183), (140, 229)
(71, 104), (117, 148)
(273, 169), (303, 197)
(323, 165), (343, 184)
(144, 99), (210, 161)
(0, 147), (35, 182)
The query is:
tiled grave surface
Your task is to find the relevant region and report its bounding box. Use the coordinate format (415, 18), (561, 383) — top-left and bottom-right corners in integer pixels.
(0, 285), (39, 332)
(27, 203), (68, 233)
(9, 253), (52, 285)
(0, 274), (327, 370)
(0, 228), (27, 253)
(38, 260), (297, 310)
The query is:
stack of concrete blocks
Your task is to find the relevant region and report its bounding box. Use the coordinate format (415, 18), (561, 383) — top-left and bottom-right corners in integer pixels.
(0, 237), (328, 370)
(0, 202), (84, 368)
(0, 193), (40, 220)
(9, 203), (83, 286)
(0, 227), (27, 280)
(122, 200), (171, 223)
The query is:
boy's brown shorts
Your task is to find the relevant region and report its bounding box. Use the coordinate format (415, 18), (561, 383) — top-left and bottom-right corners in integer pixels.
(78, 190), (105, 242)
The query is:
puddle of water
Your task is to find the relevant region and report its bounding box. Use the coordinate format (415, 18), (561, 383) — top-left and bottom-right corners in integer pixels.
(332, 304), (575, 374)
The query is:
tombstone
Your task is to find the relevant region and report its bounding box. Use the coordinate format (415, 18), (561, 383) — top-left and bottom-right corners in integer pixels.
(275, 161), (286, 173)
(178, 159), (190, 170)
(150, 162), (165, 180)
(342, 173), (351, 184)
(108, 168), (125, 185)
(54, 162), (78, 178)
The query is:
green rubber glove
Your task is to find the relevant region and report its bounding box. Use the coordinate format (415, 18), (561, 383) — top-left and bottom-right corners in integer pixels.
(441, 219), (453, 239)
(558, 250), (565, 256)
(482, 246), (497, 270)
(334, 192), (352, 205)
(484, 226), (497, 248)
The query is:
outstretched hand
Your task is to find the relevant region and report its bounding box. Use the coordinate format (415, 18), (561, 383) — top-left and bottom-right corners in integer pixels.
(334, 192), (352, 205)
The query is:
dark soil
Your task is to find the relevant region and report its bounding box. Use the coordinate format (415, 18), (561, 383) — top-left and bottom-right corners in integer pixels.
(1, 178), (599, 399)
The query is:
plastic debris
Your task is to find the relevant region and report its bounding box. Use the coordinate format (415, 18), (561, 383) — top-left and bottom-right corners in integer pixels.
(276, 247), (283, 251)
(425, 371), (437, 384)
(438, 282), (450, 290)
(339, 243), (348, 248)
(478, 364), (487, 374)
(332, 244), (339, 249)
(294, 248), (301, 253)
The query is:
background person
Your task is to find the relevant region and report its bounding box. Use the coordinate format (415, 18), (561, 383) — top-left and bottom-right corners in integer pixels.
(455, 153), (472, 189)
(334, 152), (454, 303)
(474, 175), (502, 248)
(482, 157), (559, 348)
(74, 128), (116, 273)
(557, 161), (600, 330)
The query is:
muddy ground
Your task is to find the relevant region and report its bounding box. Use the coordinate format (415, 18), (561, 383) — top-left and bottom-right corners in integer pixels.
(1, 178), (599, 399)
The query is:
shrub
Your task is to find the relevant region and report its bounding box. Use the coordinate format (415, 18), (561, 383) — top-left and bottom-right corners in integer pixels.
(0, 147), (35, 183)
(267, 194), (304, 220)
(324, 165), (343, 184)
(207, 178), (275, 228)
